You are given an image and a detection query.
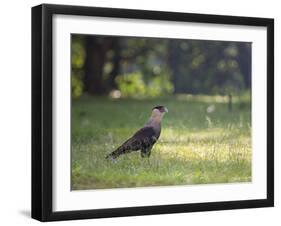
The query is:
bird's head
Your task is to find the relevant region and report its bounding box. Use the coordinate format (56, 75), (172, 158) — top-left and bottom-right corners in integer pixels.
(150, 106), (168, 122)
(152, 106), (168, 113)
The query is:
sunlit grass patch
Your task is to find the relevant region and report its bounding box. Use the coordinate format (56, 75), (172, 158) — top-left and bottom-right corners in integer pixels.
(71, 95), (251, 190)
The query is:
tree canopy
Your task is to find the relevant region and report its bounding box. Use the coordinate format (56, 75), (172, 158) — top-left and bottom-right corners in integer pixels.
(71, 34), (251, 99)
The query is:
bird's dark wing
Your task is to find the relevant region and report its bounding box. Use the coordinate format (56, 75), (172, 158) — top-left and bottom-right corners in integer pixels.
(106, 126), (158, 159)
(123, 126), (158, 150)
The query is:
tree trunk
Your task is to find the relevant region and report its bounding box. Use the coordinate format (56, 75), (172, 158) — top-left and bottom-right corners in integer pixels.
(108, 38), (121, 90)
(237, 43), (252, 89)
(168, 41), (181, 94)
(83, 36), (107, 95)
(228, 93), (232, 112)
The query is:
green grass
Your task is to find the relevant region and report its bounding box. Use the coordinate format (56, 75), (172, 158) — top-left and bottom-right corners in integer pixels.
(71, 95), (251, 190)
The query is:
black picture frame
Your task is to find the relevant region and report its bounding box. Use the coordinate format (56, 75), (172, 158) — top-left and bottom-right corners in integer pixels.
(31, 3), (274, 222)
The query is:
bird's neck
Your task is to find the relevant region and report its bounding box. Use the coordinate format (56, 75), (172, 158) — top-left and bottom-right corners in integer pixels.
(146, 111), (163, 125)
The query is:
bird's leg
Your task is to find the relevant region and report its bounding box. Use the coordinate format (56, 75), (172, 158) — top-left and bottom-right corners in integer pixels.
(140, 148), (147, 158)
(141, 148), (152, 166)
(140, 147), (152, 158)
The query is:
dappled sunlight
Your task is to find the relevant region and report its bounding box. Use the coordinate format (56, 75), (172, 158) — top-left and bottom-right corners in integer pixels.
(71, 96), (251, 190)
(115, 71), (173, 98)
(156, 139), (251, 163)
(161, 126), (250, 144)
(176, 93), (251, 104)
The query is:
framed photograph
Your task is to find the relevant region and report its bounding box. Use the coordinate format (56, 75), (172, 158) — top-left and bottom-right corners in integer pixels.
(32, 4), (274, 221)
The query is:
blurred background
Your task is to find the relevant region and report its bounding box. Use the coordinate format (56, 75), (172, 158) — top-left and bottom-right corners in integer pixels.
(71, 35), (251, 102)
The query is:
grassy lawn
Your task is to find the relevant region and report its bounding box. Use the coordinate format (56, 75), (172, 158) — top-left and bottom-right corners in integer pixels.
(71, 95), (251, 190)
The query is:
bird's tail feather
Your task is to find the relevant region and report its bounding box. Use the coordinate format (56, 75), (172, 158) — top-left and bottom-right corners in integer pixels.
(106, 146), (129, 159)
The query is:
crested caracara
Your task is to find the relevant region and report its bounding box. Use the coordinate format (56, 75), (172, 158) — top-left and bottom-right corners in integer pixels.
(106, 106), (168, 159)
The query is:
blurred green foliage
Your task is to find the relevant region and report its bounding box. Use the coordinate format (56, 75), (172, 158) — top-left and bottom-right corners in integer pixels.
(115, 71), (173, 98)
(71, 73), (83, 99)
(71, 35), (85, 98)
(71, 35), (251, 99)
(71, 39), (85, 69)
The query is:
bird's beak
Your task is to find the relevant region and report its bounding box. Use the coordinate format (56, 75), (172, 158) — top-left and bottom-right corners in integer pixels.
(164, 107), (168, 113)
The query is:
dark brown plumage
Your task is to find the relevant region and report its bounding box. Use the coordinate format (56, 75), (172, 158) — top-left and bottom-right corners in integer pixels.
(106, 106), (168, 159)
